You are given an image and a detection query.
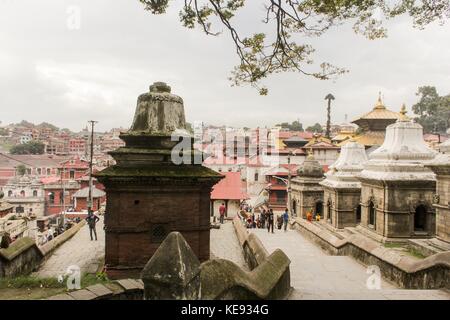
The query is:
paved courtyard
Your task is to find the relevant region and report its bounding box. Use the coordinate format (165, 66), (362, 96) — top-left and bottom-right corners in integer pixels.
(249, 227), (450, 300)
(210, 221), (247, 269)
(35, 217), (105, 278)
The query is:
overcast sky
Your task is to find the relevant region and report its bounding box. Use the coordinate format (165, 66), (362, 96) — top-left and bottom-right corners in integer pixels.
(0, 0), (449, 132)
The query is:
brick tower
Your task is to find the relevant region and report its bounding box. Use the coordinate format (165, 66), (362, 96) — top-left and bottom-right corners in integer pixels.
(96, 82), (222, 279)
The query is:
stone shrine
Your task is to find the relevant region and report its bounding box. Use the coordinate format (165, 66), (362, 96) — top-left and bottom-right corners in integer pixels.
(358, 106), (437, 241)
(290, 153), (325, 219)
(320, 140), (368, 229)
(96, 82), (222, 279)
(425, 138), (450, 243)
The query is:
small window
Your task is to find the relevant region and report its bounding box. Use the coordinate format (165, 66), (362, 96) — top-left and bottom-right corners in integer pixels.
(8, 190), (12, 197)
(16, 206), (24, 214)
(368, 201), (375, 227)
(254, 172), (259, 182)
(151, 224), (169, 243)
(37, 168), (42, 175)
(47, 168), (51, 175)
(134, 200), (140, 205)
(69, 170), (75, 179)
(33, 190), (38, 197)
(20, 190), (25, 197)
(49, 192), (55, 204)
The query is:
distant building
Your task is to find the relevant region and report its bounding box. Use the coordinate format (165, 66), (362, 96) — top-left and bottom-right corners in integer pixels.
(210, 172), (249, 219)
(3, 175), (45, 217)
(347, 94), (401, 148)
(264, 164), (298, 213)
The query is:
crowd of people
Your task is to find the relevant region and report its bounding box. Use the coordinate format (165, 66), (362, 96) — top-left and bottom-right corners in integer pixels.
(239, 207), (290, 233)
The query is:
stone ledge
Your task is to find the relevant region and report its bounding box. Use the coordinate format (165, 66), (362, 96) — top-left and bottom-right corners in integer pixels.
(292, 218), (450, 289)
(45, 279), (144, 300)
(40, 220), (87, 257)
(0, 237), (39, 261)
(216, 217), (292, 300)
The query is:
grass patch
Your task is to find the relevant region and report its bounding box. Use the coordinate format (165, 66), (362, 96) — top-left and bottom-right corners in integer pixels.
(407, 247), (427, 259)
(0, 272), (111, 298)
(383, 242), (404, 249)
(0, 276), (63, 289)
(80, 272), (111, 288)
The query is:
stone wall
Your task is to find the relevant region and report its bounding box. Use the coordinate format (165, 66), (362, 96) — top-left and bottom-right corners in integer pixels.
(435, 175), (450, 242)
(323, 186), (361, 229)
(0, 220), (86, 278)
(40, 220), (86, 256)
(360, 179), (436, 239)
(0, 237), (43, 277)
(199, 217), (292, 299)
(140, 226), (291, 300)
(292, 218), (450, 289)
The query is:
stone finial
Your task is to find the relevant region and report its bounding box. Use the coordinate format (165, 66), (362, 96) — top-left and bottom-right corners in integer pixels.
(374, 92), (385, 110)
(141, 232), (201, 300)
(399, 103), (410, 122)
(129, 82), (186, 135)
(150, 82), (171, 93)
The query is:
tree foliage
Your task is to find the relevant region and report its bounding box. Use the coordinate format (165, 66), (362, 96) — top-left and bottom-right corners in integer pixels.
(139, 0), (449, 94)
(276, 120), (304, 131)
(10, 140), (45, 155)
(16, 164), (27, 176)
(412, 86), (450, 134)
(306, 122), (323, 133)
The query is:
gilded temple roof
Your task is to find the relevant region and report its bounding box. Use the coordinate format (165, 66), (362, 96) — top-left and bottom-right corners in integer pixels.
(352, 94), (401, 131)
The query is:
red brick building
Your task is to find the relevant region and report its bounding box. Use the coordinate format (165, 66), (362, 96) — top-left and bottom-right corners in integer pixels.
(265, 164), (298, 213)
(59, 156), (89, 181)
(72, 186), (106, 212)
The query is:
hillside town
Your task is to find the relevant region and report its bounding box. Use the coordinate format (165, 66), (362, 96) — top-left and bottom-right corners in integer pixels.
(1, 1), (450, 305)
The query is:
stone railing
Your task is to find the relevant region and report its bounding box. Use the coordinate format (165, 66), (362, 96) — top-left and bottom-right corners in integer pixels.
(141, 227), (291, 300)
(0, 220), (87, 278)
(40, 220), (86, 256)
(292, 218), (450, 289)
(0, 237), (43, 277)
(46, 222), (291, 300)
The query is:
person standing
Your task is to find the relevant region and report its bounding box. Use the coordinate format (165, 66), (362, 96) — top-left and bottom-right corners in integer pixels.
(86, 210), (100, 241)
(282, 208), (289, 231)
(219, 203), (226, 224)
(267, 209), (274, 233)
(260, 209), (266, 229)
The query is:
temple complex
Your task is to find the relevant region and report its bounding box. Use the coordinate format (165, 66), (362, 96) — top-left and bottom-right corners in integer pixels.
(95, 82), (222, 279)
(425, 138), (450, 242)
(347, 94), (401, 148)
(319, 141), (368, 229)
(290, 153), (325, 219)
(358, 106), (437, 241)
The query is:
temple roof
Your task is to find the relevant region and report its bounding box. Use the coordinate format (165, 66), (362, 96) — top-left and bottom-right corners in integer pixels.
(352, 94), (401, 131)
(72, 186), (106, 198)
(340, 131), (386, 147)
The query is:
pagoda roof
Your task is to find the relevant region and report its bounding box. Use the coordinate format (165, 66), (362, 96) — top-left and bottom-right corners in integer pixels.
(352, 95), (401, 130)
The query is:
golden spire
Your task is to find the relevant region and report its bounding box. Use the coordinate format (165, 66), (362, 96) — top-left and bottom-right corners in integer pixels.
(374, 92), (385, 110)
(399, 103), (410, 121)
